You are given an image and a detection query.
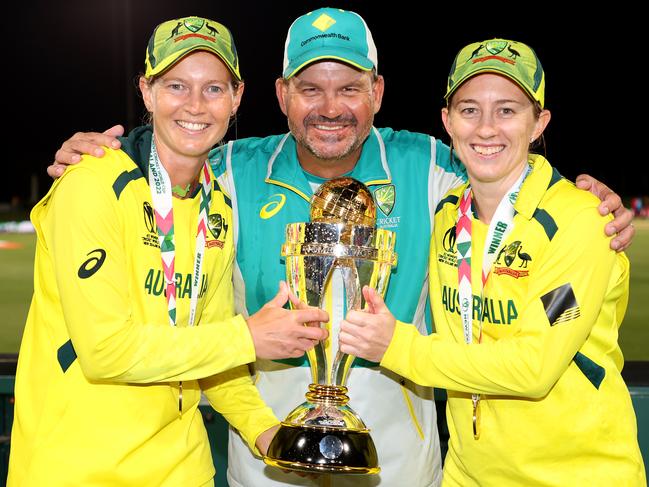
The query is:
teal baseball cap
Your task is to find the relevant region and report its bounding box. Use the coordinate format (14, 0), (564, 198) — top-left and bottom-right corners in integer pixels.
(282, 8), (378, 79)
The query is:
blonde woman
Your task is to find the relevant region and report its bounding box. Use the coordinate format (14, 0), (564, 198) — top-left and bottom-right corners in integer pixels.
(9, 17), (326, 486)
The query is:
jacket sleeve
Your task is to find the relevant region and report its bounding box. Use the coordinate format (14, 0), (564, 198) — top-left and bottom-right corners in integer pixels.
(199, 369), (279, 456)
(382, 205), (625, 398)
(196, 217), (279, 455)
(46, 161), (257, 383)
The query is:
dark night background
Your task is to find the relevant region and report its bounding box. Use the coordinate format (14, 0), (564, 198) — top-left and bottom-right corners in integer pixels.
(3, 1), (646, 209)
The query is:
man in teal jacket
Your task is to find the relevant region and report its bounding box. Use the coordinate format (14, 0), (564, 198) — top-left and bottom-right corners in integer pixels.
(214, 126), (462, 487)
(207, 10), (463, 485)
(48, 8), (634, 487)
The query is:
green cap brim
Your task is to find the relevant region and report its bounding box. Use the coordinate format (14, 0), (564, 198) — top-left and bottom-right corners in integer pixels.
(445, 67), (540, 107)
(147, 45), (241, 81)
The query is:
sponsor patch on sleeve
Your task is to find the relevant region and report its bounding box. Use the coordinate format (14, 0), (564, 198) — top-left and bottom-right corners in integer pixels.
(540, 283), (580, 326)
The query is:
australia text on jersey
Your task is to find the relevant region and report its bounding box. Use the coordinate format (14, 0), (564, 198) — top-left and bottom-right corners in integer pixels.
(144, 270), (208, 298)
(441, 285), (519, 325)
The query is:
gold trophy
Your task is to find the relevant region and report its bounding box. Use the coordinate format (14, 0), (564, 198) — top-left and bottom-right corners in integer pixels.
(264, 177), (397, 474)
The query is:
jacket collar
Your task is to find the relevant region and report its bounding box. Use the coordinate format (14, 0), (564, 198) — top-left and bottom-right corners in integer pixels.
(514, 154), (557, 220)
(118, 125), (153, 177)
(451, 154), (557, 221)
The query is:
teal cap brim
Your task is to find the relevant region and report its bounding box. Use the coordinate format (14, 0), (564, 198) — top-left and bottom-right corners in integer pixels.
(283, 46), (374, 78)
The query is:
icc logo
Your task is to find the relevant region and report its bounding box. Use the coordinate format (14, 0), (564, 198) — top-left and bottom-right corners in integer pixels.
(143, 202), (155, 233)
(443, 225), (457, 252)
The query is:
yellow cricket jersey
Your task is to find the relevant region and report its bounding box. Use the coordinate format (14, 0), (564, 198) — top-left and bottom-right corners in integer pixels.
(382, 155), (646, 486)
(8, 127), (278, 486)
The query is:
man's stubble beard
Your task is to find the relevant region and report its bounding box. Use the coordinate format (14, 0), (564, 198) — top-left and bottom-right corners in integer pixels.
(288, 114), (374, 163)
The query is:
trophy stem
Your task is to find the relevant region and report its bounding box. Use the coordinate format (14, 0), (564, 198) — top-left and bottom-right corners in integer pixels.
(305, 384), (349, 406)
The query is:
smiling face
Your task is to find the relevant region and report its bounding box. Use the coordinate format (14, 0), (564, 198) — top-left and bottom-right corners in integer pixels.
(140, 50), (243, 168)
(275, 61), (384, 177)
(442, 73), (550, 188)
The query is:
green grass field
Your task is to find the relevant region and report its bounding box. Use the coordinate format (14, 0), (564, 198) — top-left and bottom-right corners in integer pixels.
(0, 233), (36, 353)
(1, 222), (648, 359)
(619, 219), (649, 360)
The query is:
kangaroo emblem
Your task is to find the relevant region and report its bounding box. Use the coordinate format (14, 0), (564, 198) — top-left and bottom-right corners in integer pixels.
(206, 23), (218, 36)
(168, 21), (182, 39)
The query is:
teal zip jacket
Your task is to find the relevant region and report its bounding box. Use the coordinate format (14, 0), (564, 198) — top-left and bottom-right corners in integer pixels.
(211, 127), (465, 487)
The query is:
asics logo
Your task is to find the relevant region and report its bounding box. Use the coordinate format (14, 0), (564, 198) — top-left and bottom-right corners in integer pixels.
(260, 194), (286, 219)
(78, 249), (106, 279)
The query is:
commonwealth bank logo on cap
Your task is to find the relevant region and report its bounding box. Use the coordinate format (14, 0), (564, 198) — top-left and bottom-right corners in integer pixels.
(445, 39), (545, 108)
(282, 8), (377, 79)
(145, 16), (241, 80)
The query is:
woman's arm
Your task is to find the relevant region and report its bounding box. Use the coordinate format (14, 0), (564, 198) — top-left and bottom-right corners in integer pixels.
(47, 163), (257, 383)
(344, 205), (625, 397)
(49, 163), (327, 383)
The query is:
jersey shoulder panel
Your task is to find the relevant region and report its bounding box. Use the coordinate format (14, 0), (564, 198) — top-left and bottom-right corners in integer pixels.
(231, 135), (289, 161)
(376, 128), (465, 178)
(434, 184), (466, 216)
(375, 127), (431, 157)
(543, 177), (601, 217)
(35, 149), (139, 216)
(77, 148), (139, 180)
(209, 135), (290, 176)
(534, 176), (605, 243)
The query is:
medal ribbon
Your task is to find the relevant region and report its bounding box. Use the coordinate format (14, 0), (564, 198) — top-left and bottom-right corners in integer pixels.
(456, 164), (530, 439)
(149, 139), (212, 414)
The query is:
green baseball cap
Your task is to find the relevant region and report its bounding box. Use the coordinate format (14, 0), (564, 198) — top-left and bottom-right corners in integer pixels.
(445, 39), (545, 108)
(283, 8), (377, 79)
(145, 16), (241, 81)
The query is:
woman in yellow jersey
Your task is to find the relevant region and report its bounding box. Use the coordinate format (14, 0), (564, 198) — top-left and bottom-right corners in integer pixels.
(341, 39), (646, 486)
(8, 16), (327, 487)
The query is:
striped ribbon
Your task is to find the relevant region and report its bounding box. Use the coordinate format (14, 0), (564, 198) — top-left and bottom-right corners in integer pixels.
(456, 191), (475, 344)
(189, 163), (212, 327)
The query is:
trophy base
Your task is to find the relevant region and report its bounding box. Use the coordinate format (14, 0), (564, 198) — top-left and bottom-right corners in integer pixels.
(264, 423), (380, 474)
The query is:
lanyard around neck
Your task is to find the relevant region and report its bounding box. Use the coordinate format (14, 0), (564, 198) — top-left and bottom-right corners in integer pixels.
(149, 139), (212, 415)
(456, 164), (529, 342)
(148, 139), (212, 328)
(455, 164), (529, 438)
